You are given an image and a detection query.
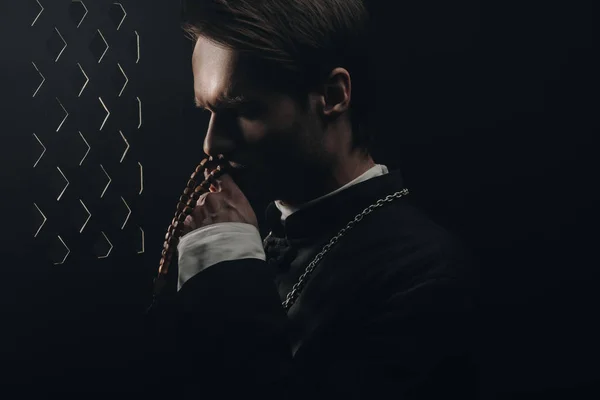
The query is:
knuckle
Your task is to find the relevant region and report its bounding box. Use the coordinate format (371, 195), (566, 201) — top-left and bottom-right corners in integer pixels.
(196, 192), (212, 207)
(196, 191), (224, 211)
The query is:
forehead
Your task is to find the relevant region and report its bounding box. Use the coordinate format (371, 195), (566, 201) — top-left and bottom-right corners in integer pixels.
(192, 37), (243, 99)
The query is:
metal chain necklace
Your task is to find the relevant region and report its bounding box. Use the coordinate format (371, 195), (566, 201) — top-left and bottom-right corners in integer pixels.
(273, 188), (410, 311)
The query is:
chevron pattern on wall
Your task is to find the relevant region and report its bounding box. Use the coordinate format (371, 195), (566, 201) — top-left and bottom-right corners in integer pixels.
(29, 0), (145, 265)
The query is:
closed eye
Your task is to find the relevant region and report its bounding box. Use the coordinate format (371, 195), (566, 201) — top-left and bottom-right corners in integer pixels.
(194, 96), (264, 120)
(236, 103), (264, 120)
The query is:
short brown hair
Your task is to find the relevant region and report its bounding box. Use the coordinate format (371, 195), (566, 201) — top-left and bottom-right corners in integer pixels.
(182, 0), (373, 154)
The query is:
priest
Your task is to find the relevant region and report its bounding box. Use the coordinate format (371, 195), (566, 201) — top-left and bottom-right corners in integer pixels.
(147, 1), (479, 398)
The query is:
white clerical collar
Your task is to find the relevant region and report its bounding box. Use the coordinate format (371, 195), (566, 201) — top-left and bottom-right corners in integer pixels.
(274, 164), (389, 223)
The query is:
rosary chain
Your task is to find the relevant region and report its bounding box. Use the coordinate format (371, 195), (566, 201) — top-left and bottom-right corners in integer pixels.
(149, 162), (408, 316)
(281, 188), (409, 311)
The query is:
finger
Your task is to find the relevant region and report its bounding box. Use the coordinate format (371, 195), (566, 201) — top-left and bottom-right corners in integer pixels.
(197, 191), (211, 206)
(212, 173), (242, 197)
(204, 167), (234, 193)
(197, 191), (224, 211)
(182, 214), (196, 235)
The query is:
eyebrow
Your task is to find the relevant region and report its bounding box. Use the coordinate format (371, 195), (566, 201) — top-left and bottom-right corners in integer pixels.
(194, 85), (249, 110)
(194, 95), (247, 110)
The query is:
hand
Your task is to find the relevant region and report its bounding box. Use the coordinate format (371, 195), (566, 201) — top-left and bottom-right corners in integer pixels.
(182, 172), (259, 236)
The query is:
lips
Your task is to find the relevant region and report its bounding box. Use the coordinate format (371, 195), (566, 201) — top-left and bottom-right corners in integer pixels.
(202, 155), (249, 181)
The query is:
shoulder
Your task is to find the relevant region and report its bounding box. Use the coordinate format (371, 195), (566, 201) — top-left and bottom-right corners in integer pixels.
(340, 197), (477, 289)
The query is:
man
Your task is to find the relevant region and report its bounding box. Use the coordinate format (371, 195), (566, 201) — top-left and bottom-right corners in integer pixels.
(148, 0), (479, 398)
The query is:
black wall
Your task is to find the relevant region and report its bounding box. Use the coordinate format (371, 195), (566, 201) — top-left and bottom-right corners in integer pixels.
(1, 0), (597, 398)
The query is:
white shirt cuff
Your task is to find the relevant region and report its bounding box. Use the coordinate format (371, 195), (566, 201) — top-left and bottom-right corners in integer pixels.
(176, 222), (266, 291)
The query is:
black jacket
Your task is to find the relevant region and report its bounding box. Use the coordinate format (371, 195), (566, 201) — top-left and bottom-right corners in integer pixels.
(147, 169), (479, 399)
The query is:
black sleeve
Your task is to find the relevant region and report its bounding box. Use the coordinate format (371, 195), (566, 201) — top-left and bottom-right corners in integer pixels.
(145, 259), (478, 399)
(147, 258), (297, 399)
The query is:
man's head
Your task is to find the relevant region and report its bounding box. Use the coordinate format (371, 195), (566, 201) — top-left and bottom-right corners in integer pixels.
(183, 0), (373, 204)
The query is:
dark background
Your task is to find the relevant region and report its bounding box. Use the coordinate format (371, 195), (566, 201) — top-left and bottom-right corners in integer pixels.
(0, 0), (597, 398)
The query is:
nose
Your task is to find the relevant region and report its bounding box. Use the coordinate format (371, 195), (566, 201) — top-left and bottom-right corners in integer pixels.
(203, 113), (236, 157)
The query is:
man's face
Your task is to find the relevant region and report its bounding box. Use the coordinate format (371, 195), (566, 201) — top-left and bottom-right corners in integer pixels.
(191, 36), (331, 203)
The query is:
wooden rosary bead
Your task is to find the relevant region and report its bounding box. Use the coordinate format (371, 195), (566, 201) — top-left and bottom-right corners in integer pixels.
(196, 158), (209, 172)
(186, 178), (196, 188)
(163, 245), (175, 258)
(208, 168), (225, 182)
(165, 226), (175, 241)
(183, 206), (194, 215)
(179, 194), (189, 203)
(177, 202), (186, 213)
(200, 180), (211, 190)
(184, 187), (192, 196)
(174, 211), (185, 221)
(177, 213), (187, 222)
(190, 194), (201, 204)
(160, 261), (170, 273)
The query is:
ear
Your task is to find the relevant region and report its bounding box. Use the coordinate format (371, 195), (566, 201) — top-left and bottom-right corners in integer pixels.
(319, 67), (352, 118)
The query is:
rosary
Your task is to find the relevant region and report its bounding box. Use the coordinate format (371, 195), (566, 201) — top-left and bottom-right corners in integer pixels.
(148, 154), (409, 313)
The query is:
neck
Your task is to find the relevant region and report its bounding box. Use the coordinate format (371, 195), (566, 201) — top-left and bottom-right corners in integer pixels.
(279, 149), (375, 207)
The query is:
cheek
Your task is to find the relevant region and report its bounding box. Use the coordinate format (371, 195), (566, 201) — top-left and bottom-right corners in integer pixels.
(270, 97), (300, 125)
(238, 119), (267, 143)
(239, 99), (302, 144)
(236, 97), (315, 179)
